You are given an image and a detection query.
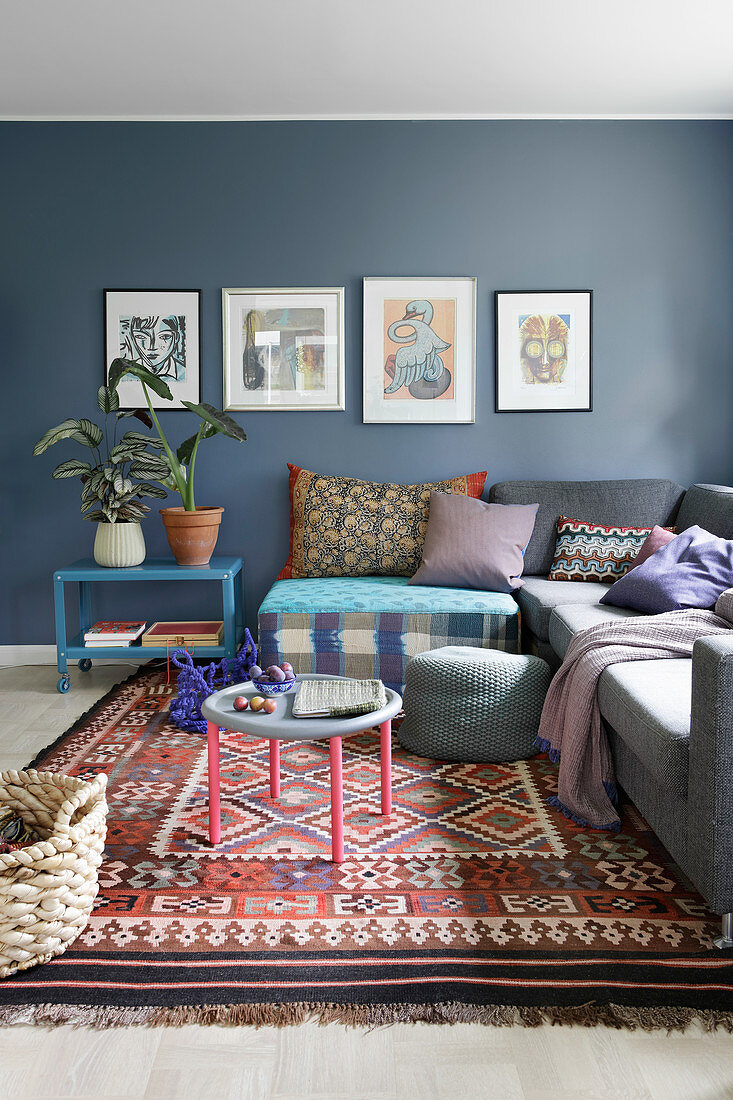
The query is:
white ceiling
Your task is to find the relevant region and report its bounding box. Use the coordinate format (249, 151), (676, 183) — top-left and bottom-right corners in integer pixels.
(1, 0), (731, 120)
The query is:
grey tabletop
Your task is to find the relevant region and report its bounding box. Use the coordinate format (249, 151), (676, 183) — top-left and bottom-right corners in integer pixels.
(200, 673), (403, 742)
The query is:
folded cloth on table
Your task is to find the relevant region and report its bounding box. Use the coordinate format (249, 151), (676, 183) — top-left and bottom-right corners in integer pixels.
(293, 679), (388, 719)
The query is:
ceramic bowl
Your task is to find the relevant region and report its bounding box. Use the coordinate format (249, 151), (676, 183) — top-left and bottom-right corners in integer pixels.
(250, 675), (297, 697)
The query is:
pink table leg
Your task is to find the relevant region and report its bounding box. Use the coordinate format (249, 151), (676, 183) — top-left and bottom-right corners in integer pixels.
(207, 720), (221, 845)
(330, 736), (344, 863)
(380, 719), (392, 815)
(269, 739), (281, 798)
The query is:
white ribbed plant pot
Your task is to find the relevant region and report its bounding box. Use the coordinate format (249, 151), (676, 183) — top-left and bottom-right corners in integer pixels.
(93, 522), (146, 567)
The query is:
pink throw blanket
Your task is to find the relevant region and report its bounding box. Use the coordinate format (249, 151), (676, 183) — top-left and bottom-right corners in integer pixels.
(536, 609), (731, 830)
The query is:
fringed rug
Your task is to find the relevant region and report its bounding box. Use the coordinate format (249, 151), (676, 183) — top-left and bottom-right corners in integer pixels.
(2, 666), (732, 1030)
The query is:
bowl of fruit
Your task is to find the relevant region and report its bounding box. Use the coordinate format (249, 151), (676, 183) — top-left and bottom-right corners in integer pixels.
(248, 662), (296, 697)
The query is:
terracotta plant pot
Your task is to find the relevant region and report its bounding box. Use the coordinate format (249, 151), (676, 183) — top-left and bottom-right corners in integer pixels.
(160, 507), (224, 567)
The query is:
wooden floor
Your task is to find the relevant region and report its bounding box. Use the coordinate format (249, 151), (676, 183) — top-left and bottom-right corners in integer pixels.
(2, 663), (733, 1100)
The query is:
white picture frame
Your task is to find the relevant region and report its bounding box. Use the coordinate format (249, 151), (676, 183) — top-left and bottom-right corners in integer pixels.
(104, 289), (201, 410)
(363, 277), (476, 424)
(495, 290), (593, 413)
(222, 287), (345, 412)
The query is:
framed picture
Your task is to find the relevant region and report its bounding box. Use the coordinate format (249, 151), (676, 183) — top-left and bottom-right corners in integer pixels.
(495, 290), (592, 413)
(104, 289), (201, 409)
(363, 277), (476, 424)
(222, 287), (345, 412)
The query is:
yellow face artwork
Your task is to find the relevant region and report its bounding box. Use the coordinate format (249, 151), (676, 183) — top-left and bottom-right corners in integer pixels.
(519, 314), (569, 384)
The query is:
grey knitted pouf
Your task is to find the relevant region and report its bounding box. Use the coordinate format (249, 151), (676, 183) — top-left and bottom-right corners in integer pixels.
(398, 646), (552, 763)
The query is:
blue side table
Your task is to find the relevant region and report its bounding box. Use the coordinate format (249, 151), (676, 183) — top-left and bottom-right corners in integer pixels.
(53, 556), (245, 693)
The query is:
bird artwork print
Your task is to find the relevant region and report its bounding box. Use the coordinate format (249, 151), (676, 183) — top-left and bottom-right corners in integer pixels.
(383, 299), (453, 400)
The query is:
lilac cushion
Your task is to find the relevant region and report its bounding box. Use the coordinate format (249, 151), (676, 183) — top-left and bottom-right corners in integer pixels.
(600, 526), (733, 613)
(629, 525), (676, 570)
(410, 492), (538, 592)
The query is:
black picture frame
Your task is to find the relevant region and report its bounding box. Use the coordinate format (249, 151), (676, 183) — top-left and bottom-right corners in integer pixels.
(104, 288), (202, 409)
(494, 289), (593, 413)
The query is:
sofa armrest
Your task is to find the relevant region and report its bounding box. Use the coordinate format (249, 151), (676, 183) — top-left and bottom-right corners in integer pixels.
(687, 634), (733, 912)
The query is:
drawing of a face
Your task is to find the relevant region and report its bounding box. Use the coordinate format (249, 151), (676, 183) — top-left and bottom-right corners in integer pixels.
(119, 315), (186, 380)
(519, 314), (569, 384)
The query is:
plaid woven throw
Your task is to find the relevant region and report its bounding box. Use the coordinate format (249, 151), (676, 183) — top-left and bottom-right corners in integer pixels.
(536, 608), (732, 830)
(293, 679), (387, 719)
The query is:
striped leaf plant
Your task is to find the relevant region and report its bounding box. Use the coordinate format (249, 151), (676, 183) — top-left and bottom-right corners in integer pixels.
(33, 385), (171, 523)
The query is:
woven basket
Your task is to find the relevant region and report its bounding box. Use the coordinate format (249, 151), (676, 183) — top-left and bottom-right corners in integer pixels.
(0, 769), (108, 979)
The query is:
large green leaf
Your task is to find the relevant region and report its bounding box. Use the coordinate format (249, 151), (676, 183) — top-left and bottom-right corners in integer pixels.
(134, 481), (169, 500)
(84, 510), (107, 523)
(181, 402), (247, 443)
(119, 501), (149, 521)
(121, 431), (164, 450)
(112, 473), (133, 496)
(87, 470), (105, 496)
(97, 385), (120, 414)
(51, 459), (93, 480)
(128, 459), (171, 480)
(108, 358), (174, 402)
(176, 425), (216, 466)
(34, 419), (85, 456)
(73, 419), (104, 449)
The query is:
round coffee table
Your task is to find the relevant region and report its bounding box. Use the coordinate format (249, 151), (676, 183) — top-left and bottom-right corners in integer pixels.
(200, 674), (403, 862)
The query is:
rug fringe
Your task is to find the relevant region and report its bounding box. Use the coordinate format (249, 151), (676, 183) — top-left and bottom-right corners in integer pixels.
(2, 1001), (733, 1032)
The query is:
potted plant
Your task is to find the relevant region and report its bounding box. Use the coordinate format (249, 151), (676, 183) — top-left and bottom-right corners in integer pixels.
(108, 358), (247, 567)
(33, 386), (170, 567)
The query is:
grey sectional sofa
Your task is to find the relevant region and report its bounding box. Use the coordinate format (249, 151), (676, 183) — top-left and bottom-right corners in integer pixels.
(489, 479), (733, 945)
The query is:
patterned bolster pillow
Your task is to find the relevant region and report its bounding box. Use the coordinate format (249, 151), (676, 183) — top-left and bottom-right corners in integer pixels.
(549, 515), (675, 583)
(278, 463), (487, 579)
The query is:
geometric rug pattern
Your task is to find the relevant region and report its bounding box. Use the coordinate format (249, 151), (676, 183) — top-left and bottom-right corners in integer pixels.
(2, 666), (732, 1027)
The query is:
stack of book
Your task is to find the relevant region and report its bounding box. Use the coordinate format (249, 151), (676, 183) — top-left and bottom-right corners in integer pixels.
(140, 621), (224, 648)
(84, 621), (146, 648)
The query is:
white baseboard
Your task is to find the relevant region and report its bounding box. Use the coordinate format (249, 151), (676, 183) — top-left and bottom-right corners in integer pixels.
(0, 645), (150, 667)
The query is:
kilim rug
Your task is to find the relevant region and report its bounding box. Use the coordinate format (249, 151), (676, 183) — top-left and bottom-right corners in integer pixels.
(2, 665), (733, 1030)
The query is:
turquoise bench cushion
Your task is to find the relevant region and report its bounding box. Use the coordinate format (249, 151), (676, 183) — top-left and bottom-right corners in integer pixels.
(259, 576), (519, 616)
(257, 577), (521, 692)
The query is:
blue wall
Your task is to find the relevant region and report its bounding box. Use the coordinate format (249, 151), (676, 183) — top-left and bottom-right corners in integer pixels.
(2, 120), (732, 645)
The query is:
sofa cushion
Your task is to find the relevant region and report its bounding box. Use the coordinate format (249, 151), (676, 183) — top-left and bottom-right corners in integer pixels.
(601, 525), (733, 613)
(278, 463), (487, 579)
(597, 659), (692, 798)
(675, 484), (733, 540)
(548, 515), (672, 583)
(549, 602), (644, 660)
(410, 493), (538, 592)
(516, 577), (611, 642)
(488, 479), (685, 576)
(630, 525), (677, 570)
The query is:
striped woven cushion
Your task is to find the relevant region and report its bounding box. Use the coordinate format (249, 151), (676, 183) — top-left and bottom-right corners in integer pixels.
(549, 515), (673, 583)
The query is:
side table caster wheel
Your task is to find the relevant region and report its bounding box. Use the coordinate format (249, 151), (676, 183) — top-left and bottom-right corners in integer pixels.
(78, 658), (92, 672)
(57, 676), (71, 694)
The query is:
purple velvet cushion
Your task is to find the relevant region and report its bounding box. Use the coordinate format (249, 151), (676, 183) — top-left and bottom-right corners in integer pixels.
(600, 526), (733, 613)
(629, 525), (676, 570)
(410, 492), (538, 592)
